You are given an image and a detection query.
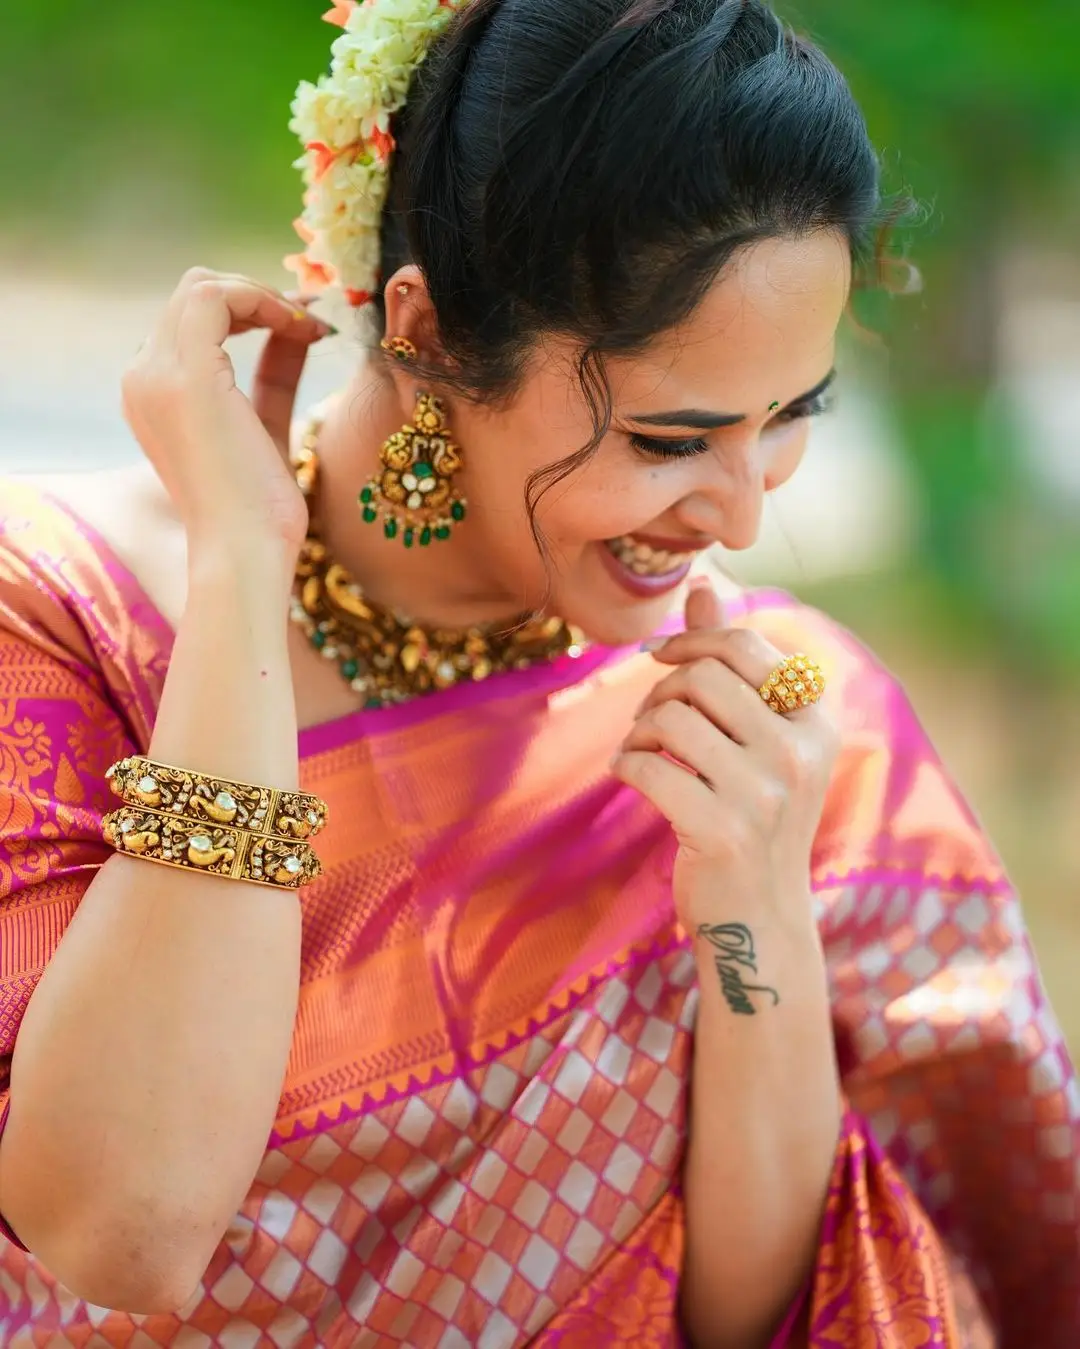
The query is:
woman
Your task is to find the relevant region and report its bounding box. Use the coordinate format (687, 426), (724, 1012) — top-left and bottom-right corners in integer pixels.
(0, 0), (1076, 1344)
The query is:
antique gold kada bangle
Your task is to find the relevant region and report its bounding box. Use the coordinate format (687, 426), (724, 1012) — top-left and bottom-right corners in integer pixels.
(105, 756), (328, 841)
(102, 806), (323, 889)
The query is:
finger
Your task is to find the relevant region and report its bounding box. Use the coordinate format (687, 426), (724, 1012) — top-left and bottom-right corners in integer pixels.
(175, 279), (331, 373)
(650, 626), (784, 684)
(253, 332), (311, 460)
(650, 627), (830, 724)
(621, 699), (747, 789)
(159, 269), (302, 348)
(684, 576), (725, 633)
(194, 281), (324, 329)
(636, 658), (778, 747)
(611, 749), (718, 838)
(158, 266), (221, 343)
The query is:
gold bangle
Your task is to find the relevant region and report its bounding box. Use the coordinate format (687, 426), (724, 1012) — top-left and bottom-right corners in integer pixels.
(102, 807), (323, 889)
(105, 757), (328, 841)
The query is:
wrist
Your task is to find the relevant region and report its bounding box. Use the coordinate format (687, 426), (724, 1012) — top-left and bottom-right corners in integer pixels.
(692, 912), (826, 1008)
(186, 534), (298, 600)
(688, 890), (822, 953)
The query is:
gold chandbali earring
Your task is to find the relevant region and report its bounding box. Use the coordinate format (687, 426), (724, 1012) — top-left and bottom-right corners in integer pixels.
(359, 336), (467, 549)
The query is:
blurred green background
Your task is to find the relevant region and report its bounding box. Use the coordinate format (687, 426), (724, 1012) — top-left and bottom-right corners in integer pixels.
(1, 1), (1078, 1041)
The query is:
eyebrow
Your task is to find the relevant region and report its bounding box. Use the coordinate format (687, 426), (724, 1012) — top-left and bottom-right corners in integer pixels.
(627, 369), (838, 430)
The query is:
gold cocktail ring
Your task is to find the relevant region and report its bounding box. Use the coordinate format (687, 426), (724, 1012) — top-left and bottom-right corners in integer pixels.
(759, 654), (826, 714)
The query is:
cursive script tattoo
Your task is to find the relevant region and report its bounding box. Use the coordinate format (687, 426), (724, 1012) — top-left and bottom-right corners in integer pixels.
(698, 923), (780, 1016)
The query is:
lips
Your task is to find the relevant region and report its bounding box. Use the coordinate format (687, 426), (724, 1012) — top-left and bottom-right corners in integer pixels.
(598, 539), (696, 599)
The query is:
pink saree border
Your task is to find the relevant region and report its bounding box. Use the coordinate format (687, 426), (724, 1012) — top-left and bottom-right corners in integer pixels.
(297, 586), (793, 752)
(25, 481), (795, 758)
(298, 641), (626, 754)
(813, 867), (1012, 897)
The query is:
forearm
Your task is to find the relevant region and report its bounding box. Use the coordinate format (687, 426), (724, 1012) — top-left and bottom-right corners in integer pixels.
(682, 913), (841, 1348)
(0, 547), (303, 1311)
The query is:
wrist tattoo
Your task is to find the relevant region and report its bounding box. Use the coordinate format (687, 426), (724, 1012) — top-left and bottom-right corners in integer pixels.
(698, 923), (780, 1016)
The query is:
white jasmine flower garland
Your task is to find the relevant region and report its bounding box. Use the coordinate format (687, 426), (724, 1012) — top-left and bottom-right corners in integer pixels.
(288, 0), (475, 309)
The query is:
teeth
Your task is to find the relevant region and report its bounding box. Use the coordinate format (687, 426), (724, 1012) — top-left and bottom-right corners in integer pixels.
(606, 535), (682, 577)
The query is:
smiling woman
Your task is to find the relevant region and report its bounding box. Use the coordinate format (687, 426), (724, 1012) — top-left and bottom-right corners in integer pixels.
(0, 1), (1077, 1347)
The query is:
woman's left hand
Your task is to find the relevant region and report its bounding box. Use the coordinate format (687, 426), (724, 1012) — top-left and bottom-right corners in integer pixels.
(611, 580), (839, 944)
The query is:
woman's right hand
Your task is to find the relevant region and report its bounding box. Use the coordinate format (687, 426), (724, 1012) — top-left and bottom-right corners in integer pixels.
(2, 266), (329, 1311)
(121, 267), (334, 561)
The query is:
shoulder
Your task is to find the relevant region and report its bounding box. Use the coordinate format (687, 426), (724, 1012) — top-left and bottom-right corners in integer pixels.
(733, 587), (1005, 891)
(0, 473), (172, 738)
(3, 462), (187, 624)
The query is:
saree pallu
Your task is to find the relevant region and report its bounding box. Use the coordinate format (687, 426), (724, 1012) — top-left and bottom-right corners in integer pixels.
(0, 478), (1077, 1348)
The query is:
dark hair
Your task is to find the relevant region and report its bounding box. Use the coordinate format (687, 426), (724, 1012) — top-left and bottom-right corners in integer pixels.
(377, 0), (883, 538)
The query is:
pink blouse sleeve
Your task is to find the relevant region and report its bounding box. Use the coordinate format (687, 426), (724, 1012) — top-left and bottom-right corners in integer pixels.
(0, 615), (138, 1250)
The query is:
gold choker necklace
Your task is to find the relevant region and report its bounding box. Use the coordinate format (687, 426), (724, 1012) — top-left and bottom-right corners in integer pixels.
(290, 420), (586, 708)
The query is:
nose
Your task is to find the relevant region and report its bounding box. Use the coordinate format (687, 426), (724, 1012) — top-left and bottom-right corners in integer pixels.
(677, 446), (766, 553)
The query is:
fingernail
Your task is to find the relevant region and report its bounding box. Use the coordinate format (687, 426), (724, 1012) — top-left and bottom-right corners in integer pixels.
(689, 575), (713, 592)
(639, 637), (666, 653)
(317, 321), (340, 337)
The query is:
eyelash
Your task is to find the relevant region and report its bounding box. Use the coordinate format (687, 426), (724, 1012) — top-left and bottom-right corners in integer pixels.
(628, 392), (836, 461)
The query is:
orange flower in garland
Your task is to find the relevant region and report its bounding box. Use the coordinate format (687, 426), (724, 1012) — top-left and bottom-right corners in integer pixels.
(322, 1), (356, 26)
(288, 0), (476, 312)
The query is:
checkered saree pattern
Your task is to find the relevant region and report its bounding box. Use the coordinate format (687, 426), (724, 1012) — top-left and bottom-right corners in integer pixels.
(1, 480), (1078, 1346)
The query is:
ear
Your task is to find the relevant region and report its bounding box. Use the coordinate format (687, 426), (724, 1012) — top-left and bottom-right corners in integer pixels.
(383, 264), (430, 339)
(381, 265), (451, 402)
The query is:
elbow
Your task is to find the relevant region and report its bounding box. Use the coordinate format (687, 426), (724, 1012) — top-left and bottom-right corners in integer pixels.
(20, 1212), (215, 1315)
(58, 1254), (205, 1317)
(1, 1135), (223, 1312)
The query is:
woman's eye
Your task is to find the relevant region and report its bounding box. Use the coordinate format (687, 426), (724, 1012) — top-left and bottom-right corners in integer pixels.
(772, 392), (836, 424)
(629, 434), (710, 460)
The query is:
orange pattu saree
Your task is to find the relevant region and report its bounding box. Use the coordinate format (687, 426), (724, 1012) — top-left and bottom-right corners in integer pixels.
(1, 479), (1077, 1347)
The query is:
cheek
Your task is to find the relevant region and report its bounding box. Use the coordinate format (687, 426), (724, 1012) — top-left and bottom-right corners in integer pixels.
(463, 399), (599, 523)
(765, 426), (811, 491)
(546, 446), (684, 544)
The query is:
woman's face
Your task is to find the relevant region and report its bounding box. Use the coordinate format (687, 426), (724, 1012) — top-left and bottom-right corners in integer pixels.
(443, 231), (851, 646)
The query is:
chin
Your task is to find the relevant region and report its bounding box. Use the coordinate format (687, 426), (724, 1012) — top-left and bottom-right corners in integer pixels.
(571, 601), (682, 649)
(549, 584), (688, 650)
